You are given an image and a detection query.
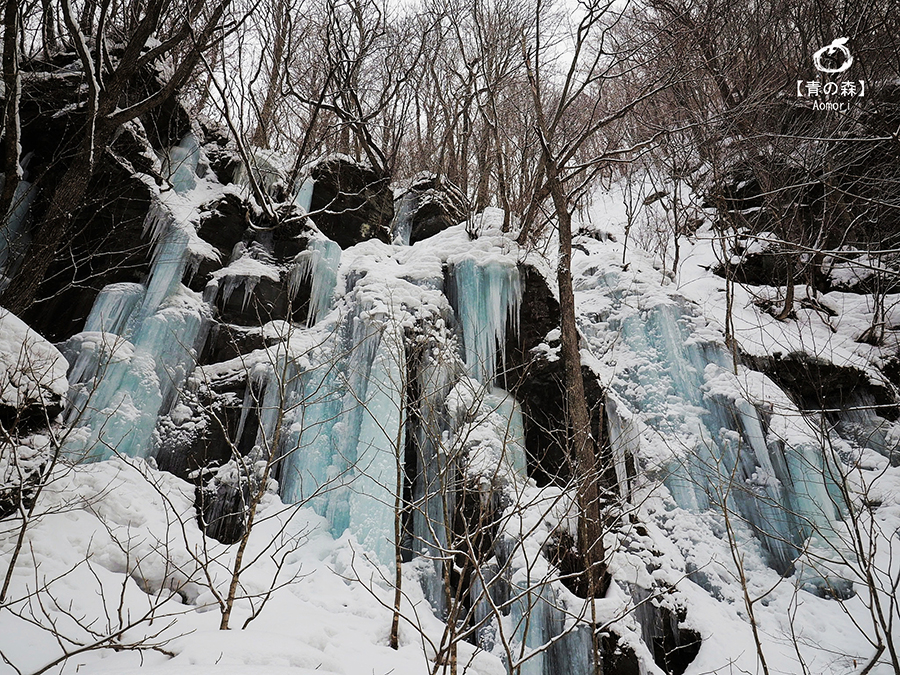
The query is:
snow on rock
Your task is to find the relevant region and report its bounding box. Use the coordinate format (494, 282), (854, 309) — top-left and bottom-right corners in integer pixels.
(0, 308), (68, 410)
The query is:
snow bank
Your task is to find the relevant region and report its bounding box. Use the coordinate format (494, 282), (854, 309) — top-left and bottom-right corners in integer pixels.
(0, 308), (68, 409)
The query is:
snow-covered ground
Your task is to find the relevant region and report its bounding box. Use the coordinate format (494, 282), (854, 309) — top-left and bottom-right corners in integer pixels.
(0, 457), (504, 675)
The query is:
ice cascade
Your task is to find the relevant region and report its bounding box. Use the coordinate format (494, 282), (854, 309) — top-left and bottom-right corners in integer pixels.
(61, 148), (210, 461)
(587, 268), (839, 572)
(452, 257), (521, 385)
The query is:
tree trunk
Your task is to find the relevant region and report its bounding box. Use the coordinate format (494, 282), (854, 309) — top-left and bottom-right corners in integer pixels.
(545, 165), (605, 594)
(0, 0), (21, 222)
(40, 0), (57, 58)
(546, 164), (605, 675)
(775, 254), (794, 321)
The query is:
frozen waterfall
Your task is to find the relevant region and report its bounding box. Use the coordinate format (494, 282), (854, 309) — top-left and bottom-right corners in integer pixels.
(60, 145), (210, 462)
(588, 268), (840, 573)
(261, 297), (407, 567)
(451, 257), (522, 385)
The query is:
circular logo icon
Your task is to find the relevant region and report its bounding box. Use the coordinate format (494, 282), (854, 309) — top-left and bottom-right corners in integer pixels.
(813, 38), (853, 74)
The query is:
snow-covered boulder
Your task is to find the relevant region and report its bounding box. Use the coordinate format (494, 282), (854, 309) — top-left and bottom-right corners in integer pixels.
(0, 310), (67, 518)
(0, 308), (67, 427)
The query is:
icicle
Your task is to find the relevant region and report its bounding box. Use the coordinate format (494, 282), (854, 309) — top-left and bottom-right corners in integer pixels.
(293, 176), (315, 213)
(0, 180), (36, 284)
(140, 199), (191, 317)
(605, 393), (638, 501)
(290, 239), (341, 326)
(452, 258), (522, 385)
(161, 134), (200, 194)
(83, 283), (145, 336)
(390, 189), (416, 245)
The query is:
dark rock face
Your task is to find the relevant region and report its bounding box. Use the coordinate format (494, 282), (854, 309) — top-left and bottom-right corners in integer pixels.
(400, 174), (467, 244)
(309, 156), (392, 248)
(744, 351), (898, 419)
(186, 193), (250, 292)
(630, 585), (702, 675)
(188, 197), (315, 294)
(600, 633), (642, 675)
(543, 529), (611, 598)
(503, 265), (608, 487)
(0, 455), (47, 521)
(189, 198), (316, 333)
(197, 193), (250, 261)
(19, 66), (86, 183)
(23, 149), (156, 341)
(200, 323), (270, 365)
(197, 117), (242, 185)
(0, 399), (63, 440)
(154, 369), (260, 544)
(123, 62), (192, 151)
(154, 345), (264, 546)
(196, 478), (248, 545)
(504, 265), (559, 377)
(155, 368), (260, 481)
(214, 266), (304, 327)
(712, 243), (791, 288)
(269, 204), (316, 261)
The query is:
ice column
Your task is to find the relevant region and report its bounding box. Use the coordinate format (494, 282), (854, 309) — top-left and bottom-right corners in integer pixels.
(275, 344), (343, 513)
(483, 387), (528, 479)
(293, 177), (315, 213)
(83, 283), (146, 335)
(274, 304), (403, 567)
(452, 258), (521, 385)
(508, 583), (553, 675)
(349, 319), (405, 565)
(0, 180), (36, 283)
(390, 189), (416, 246)
(410, 337), (458, 614)
(290, 238), (341, 326)
(161, 134), (200, 194)
(140, 200), (192, 317)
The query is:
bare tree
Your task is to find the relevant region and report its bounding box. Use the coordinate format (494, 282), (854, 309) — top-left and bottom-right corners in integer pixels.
(0, 0), (243, 313)
(517, 10), (674, 670)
